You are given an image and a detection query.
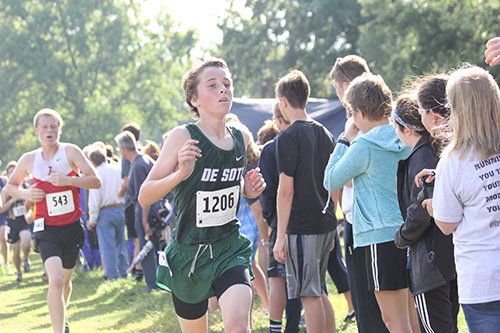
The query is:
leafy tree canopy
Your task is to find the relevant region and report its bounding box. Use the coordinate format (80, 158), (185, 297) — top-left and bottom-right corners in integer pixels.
(0, 0), (196, 164)
(218, 0), (363, 98)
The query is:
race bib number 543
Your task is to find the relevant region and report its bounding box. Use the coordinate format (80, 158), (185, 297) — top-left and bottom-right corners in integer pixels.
(46, 190), (75, 217)
(196, 185), (239, 228)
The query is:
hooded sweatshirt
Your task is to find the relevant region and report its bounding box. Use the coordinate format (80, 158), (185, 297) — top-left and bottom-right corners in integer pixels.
(324, 124), (411, 247)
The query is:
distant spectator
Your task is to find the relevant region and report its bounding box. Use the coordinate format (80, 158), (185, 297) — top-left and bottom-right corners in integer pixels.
(87, 147), (128, 280)
(257, 119), (279, 145)
(115, 130), (157, 292)
(143, 140), (161, 161)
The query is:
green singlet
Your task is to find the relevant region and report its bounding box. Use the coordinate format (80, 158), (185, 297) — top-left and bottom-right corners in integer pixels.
(157, 124), (253, 303)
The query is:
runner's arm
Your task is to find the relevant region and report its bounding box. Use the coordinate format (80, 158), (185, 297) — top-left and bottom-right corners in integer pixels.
(139, 126), (195, 207)
(58, 144), (101, 189)
(6, 153), (42, 202)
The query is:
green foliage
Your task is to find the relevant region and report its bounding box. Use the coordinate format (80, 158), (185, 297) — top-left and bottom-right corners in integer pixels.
(218, 0), (363, 98)
(0, 0), (195, 163)
(218, 0), (500, 99)
(357, 0), (500, 90)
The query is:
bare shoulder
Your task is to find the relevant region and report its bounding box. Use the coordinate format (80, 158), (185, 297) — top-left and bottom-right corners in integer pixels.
(163, 125), (192, 150)
(169, 125), (191, 141)
(17, 151), (36, 172)
(238, 127), (251, 149)
(64, 142), (83, 154)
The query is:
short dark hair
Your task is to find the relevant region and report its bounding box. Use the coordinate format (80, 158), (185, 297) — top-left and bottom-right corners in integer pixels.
(330, 55), (370, 84)
(345, 74), (392, 121)
(121, 122), (141, 141)
(89, 149), (106, 167)
(183, 57), (230, 118)
(275, 70), (310, 110)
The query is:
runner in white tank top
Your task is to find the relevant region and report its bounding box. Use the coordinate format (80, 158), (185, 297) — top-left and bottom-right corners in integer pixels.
(6, 109), (101, 333)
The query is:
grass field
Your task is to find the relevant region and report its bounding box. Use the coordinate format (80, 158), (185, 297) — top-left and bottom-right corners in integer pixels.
(0, 251), (469, 332)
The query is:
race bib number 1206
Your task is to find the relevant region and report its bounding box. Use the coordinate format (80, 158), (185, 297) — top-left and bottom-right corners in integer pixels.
(196, 185), (239, 228)
(46, 190), (75, 216)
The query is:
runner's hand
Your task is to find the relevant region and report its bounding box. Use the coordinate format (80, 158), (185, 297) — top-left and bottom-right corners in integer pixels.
(27, 185), (46, 202)
(243, 168), (266, 198)
(177, 140), (201, 179)
(48, 171), (71, 187)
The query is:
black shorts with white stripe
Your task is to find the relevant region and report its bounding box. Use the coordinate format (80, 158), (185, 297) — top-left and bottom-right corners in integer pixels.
(364, 241), (408, 291)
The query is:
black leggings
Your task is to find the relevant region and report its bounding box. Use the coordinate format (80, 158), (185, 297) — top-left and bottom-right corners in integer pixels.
(172, 265), (251, 320)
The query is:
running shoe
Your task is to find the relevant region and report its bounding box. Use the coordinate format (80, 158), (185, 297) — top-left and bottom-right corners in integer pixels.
(15, 272), (22, 284)
(344, 310), (356, 322)
(64, 317), (70, 333)
(5, 265), (14, 275)
(23, 258), (31, 273)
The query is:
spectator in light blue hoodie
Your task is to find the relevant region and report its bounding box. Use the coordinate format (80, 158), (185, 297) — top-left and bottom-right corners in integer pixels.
(323, 74), (413, 333)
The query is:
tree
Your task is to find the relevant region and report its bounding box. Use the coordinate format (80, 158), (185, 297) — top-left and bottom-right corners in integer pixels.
(218, 0), (363, 98)
(357, 0), (500, 91)
(0, 0), (196, 163)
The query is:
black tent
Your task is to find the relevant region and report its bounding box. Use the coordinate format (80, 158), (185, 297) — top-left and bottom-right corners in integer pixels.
(229, 98), (347, 141)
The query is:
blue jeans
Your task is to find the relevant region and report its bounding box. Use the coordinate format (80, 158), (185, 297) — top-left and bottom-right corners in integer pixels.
(462, 300), (500, 333)
(96, 207), (129, 280)
(135, 204), (158, 291)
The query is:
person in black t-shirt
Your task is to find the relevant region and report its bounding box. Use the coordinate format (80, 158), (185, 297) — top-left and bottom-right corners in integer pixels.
(272, 70), (337, 333)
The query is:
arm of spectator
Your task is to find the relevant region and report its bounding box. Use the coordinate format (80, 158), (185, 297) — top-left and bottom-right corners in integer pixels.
(139, 126), (197, 207)
(435, 219), (460, 235)
(258, 143), (278, 224)
(141, 203), (152, 237)
(118, 176), (127, 197)
(250, 200), (269, 244)
(395, 152), (436, 248)
(323, 141), (369, 192)
(87, 187), (101, 230)
(273, 173), (293, 263)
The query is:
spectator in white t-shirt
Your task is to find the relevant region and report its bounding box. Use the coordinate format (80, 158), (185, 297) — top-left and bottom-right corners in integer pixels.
(87, 146), (128, 280)
(433, 65), (500, 333)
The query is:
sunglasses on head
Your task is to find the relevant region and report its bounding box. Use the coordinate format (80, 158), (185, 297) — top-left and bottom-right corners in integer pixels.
(334, 57), (353, 82)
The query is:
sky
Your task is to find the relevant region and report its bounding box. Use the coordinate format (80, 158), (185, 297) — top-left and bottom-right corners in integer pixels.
(141, 0), (247, 48)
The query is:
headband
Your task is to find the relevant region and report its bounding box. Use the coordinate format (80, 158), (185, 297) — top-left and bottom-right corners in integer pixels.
(392, 107), (425, 132)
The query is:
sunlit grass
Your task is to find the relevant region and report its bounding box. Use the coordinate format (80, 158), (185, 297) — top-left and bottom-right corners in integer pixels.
(0, 248), (469, 332)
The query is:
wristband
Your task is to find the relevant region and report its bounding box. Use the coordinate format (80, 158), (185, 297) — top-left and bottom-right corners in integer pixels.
(337, 137), (350, 147)
(261, 239), (270, 246)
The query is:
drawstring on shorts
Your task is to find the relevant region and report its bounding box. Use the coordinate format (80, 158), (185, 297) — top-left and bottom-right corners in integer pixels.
(188, 243), (214, 277)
